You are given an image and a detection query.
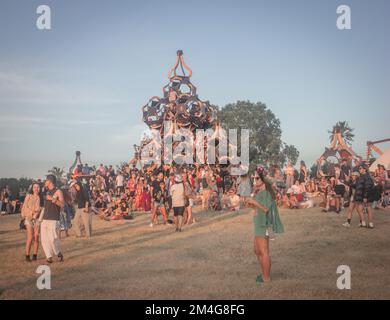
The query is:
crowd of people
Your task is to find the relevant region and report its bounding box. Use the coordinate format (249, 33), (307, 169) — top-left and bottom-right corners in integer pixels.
(0, 186), (23, 215)
(16, 163), (286, 284)
(266, 159), (389, 230)
(3, 157), (387, 272)
(14, 162), (243, 263)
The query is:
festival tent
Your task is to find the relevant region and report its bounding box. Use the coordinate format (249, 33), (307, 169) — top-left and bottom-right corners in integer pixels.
(315, 126), (359, 177)
(369, 147), (390, 171)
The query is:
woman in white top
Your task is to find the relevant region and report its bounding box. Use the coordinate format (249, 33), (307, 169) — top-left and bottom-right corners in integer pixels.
(170, 175), (186, 232)
(21, 182), (42, 262)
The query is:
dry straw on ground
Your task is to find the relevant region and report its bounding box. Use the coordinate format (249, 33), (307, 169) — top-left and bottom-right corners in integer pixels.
(1, 206), (389, 299)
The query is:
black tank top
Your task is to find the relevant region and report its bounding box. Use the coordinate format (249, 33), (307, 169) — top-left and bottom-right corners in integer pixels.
(43, 188), (61, 221)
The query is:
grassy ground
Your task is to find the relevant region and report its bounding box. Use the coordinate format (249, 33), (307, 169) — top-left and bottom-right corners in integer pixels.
(0, 205), (389, 300)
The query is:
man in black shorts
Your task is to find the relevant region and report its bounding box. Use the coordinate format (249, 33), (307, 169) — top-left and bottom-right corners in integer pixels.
(334, 178), (346, 213)
(150, 172), (164, 227)
(355, 165), (375, 228)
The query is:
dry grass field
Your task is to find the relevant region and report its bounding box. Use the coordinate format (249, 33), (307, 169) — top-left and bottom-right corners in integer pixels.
(1, 205), (389, 300)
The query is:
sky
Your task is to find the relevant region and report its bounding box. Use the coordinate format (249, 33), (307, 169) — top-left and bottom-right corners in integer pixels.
(0, 0), (389, 178)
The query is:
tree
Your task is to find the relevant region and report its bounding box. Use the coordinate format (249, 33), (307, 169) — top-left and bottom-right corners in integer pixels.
(47, 167), (66, 186)
(117, 162), (128, 172)
(281, 144), (300, 166)
(0, 177), (34, 200)
(310, 164), (318, 178)
(218, 101), (299, 170)
(329, 121), (355, 146)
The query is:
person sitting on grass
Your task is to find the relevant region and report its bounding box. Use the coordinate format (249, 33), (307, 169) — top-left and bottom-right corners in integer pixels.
(221, 188), (240, 211)
(281, 193), (291, 209)
(322, 186), (338, 213)
(111, 197), (128, 220)
(94, 193), (107, 216)
(287, 191), (299, 209)
(101, 197), (118, 221)
(228, 189), (240, 211)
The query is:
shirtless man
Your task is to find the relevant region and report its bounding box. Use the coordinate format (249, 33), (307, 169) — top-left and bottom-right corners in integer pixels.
(284, 161), (295, 189)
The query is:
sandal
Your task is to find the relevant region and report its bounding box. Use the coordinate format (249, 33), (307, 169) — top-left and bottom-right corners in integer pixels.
(256, 275), (264, 284)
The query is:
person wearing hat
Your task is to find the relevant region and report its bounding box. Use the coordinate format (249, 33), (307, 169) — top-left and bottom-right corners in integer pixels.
(40, 174), (65, 263)
(170, 174), (185, 232)
(354, 165), (375, 228)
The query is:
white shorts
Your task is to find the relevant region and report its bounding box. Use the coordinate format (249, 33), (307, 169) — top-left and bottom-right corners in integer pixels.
(25, 218), (40, 228)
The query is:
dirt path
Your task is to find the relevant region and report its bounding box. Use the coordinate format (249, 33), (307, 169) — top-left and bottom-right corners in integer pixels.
(1, 206), (389, 299)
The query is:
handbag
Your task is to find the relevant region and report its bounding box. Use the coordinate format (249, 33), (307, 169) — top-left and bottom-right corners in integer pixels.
(19, 218), (26, 230)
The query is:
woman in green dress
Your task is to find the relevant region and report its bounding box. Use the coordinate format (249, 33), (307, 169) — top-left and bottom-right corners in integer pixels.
(246, 165), (284, 283)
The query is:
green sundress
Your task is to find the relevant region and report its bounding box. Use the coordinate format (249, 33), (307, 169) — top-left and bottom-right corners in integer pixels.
(253, 189), (284, 237)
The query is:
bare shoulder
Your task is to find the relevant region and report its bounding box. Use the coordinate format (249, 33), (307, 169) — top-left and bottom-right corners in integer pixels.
(55, 189), (64, 197)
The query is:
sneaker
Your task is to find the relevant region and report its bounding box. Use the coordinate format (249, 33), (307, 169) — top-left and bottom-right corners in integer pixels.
(25, 255), (31, 262)
(342, 222), (351, 228)
(359, 221), (367, 228)
(149, 223), (153, 228)
(32, 254), (37, 261)
(256, 275), (264, 284)
(368, 222), (374, 229)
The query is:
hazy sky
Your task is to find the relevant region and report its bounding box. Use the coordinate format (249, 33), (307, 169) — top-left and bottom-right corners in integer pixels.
(0, 0), (389, 178)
